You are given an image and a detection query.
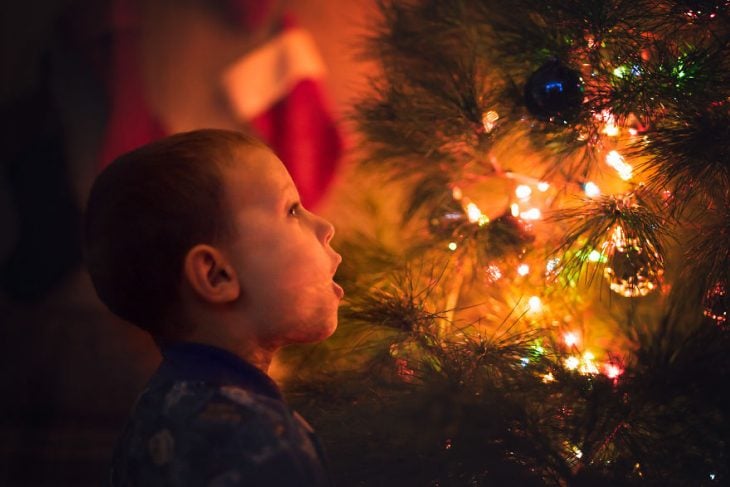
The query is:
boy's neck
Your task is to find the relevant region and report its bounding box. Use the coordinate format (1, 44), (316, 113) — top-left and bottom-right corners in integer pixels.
(168, 307), (279, 373)
(159, 334), (276, 373)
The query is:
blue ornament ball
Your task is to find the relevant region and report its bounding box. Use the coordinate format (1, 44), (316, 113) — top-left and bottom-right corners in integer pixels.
(524, 59), (584, 123)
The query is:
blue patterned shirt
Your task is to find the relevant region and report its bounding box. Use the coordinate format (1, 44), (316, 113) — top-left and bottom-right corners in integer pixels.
(109, 341), (331, 486)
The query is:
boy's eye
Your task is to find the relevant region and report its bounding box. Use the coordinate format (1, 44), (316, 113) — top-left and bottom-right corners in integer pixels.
(288, 203), (301, 217)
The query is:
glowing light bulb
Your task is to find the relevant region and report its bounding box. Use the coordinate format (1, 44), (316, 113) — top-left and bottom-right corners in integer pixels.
(565, 356), (580, 370)
(520, 208), (541, 220)
(542, 372), (555, 383)
(485, 264), (502, 281)
(452, 186), (463, 200)
(510, 203), (520, 217)
(572, 445), (584, 459)
(448, 242), (458, 251)
(605, 150), (633, 180)
(588, 250), (602, 262)
(466, 202), (483, 223)
(597, 109), (619, 136)
(563, 332), (579, 347)
(528, 296), (542, 313)
(603, 122), (619, 137)
(515, 185), (532, 200)
(603, 363), (623, 380)
(580, 351), (599, 374)
(613, 65), (629, 78)
(583, 181), (600, 197)
(546, 257), (560, 274)
(517, 264), (530, 276)
(482, 110), (499, 132)
(537, 182), (550, 192)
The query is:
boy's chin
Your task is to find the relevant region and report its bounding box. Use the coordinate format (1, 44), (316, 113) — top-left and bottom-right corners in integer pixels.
(297, 317), (339, 344)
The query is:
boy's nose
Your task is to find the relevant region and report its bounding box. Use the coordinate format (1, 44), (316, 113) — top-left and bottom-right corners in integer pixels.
(319, 216), (335, 245)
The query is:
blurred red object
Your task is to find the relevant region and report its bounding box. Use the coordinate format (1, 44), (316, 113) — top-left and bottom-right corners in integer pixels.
(98, 0), (342, 208)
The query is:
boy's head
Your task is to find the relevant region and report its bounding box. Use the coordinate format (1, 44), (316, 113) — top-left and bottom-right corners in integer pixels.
(85, 129), (342, 348)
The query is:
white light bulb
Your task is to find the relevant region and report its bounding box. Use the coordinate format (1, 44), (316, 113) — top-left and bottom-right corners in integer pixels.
(515, 185), (532, 200)
(583, 181), (600, 197)
(605, 150), (633, 181)
(528, 296), (542, 312)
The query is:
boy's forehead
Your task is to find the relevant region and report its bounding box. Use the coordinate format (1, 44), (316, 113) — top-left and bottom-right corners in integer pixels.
(224, 146), (296, 206)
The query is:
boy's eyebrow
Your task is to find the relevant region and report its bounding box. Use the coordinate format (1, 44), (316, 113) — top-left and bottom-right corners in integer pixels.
(279, 181), (299, 200)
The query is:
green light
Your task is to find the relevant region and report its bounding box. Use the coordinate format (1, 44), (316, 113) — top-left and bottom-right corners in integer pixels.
(613, 65), (630, 79)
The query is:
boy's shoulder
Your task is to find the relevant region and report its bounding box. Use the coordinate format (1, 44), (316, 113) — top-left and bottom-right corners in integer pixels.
(110, 380), (327, 486)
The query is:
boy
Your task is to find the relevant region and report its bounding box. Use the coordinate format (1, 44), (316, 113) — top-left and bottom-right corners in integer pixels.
(85, 129), (343, 486)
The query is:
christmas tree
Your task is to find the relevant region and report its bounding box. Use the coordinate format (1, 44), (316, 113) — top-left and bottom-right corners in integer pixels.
(284, 1), (730, 485)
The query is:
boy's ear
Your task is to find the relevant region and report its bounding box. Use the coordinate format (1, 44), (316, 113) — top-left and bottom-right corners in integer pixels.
(183, 244), (240, 303)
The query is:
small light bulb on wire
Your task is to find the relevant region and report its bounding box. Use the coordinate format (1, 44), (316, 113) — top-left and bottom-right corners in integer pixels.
(546, 257), (560, 275)
(606, 150), (633, 181)
(515, 185), (532, 200)
(482, 110), (499, 133)
(588, 250), (602, 262)
(583, 181), (600, 197)
(565, 356), (580, 370)
(564, 332), (579, 347)
(528, 296), (542, 313)
(520, 208), (541, 221)
(485, 264), (502, 282)
(603, 363), (623, 380)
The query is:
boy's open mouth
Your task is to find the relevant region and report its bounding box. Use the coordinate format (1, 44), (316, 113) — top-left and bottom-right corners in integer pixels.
(333, 281), (344, 299)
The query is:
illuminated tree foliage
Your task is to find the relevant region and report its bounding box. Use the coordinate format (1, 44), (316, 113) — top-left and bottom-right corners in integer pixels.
(286, 1), (730, 485)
